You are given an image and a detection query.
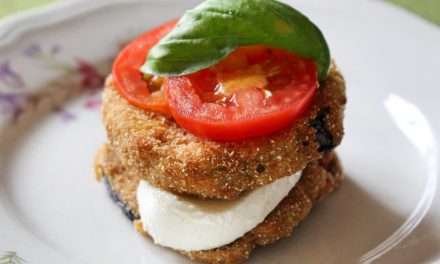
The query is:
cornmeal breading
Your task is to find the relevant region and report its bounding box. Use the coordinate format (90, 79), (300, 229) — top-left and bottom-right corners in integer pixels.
(101, 65), (346, 200)
(95, 148), (343, 264)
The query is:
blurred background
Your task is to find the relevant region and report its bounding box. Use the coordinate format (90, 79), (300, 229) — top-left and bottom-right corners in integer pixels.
(0, 0), (439, 25)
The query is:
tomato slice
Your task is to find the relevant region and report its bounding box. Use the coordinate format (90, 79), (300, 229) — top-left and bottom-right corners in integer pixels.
(164, 46), (318, 141)
(113, 21), (317, 141)
(112, 20), (177, 115)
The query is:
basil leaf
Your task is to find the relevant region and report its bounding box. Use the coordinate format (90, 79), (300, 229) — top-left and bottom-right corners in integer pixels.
(141, 0), (330, 81)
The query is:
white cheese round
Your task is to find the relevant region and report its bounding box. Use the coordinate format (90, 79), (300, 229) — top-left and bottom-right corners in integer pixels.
(136, 171), (301, 251)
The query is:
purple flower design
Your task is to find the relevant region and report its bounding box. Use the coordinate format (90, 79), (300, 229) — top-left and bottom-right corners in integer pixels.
(0, 92), (28, 121)
(23, 43), (42, 57)
(53, 106), (76, 122)
(0, 44), (109, 124)
(0, 61), (25, 89)
(84, 97), (102, 110)
(50, 44), (61, 55)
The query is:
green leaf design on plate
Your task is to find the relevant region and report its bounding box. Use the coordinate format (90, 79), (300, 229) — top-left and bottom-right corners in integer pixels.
(141, 0), (330, 81)
(0, 251), (26, 264)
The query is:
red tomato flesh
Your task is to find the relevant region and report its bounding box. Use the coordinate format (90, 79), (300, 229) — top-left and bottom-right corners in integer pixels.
(112, 20), (177, 115)
(164, 46), (318, 141)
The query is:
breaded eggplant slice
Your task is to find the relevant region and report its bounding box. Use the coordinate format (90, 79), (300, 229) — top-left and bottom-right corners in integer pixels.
(101, 64), (345, 200)
(95, 147), (343, 264)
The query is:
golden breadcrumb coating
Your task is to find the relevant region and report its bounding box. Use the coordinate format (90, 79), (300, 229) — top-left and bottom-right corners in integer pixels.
(95, 148), (343, 264)
(101, 65), (345, 199)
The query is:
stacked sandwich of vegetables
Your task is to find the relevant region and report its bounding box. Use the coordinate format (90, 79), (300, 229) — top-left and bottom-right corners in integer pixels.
(95, 0), (346, 263)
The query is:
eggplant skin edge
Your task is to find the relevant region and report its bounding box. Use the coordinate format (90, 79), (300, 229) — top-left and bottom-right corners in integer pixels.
(104, 177), (137, 221)
(310, 108), (335, 152)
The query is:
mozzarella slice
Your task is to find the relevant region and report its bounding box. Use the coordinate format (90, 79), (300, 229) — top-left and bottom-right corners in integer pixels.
(137, 171), (301, 251)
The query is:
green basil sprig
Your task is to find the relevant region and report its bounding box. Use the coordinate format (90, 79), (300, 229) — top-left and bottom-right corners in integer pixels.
(141, 0), (330, 81)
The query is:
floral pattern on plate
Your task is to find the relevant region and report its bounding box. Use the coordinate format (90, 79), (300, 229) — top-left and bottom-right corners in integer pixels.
(0, 43), (107, 124)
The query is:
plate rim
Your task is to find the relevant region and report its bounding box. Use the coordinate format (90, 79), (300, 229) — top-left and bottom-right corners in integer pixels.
(0, 0), (186, 47)
(0, 0), (439, 263)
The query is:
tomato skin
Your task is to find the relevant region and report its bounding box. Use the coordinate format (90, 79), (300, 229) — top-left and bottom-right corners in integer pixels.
(112, 20), (177, 115)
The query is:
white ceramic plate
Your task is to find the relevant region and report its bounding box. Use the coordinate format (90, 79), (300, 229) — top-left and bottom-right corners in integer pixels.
(1, 0), (439, 263)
